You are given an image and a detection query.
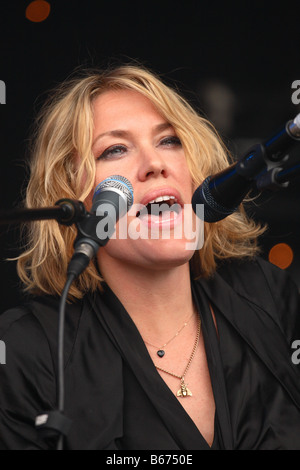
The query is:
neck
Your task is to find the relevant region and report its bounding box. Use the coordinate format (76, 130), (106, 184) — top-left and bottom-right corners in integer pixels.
(98, 257), (194, 337)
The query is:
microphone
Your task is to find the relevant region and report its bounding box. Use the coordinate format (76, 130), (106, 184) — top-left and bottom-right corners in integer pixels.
(192, 113), (300, 222)
(67, 175), (134, 278)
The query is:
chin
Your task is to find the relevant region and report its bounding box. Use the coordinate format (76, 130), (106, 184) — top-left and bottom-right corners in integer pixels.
(142, 238), (195, 267)
(100, 236), (196, 272)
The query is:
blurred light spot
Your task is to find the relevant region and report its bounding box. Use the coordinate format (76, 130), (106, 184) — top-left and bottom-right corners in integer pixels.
(268, 243), (294, 269)
(26, 1), (51, 22)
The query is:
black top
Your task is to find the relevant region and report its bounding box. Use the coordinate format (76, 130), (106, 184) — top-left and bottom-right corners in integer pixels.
(0, 257), (300, 450)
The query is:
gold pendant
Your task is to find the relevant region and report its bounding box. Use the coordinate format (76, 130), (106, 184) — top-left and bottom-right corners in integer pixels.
(177, 379), (192, 397)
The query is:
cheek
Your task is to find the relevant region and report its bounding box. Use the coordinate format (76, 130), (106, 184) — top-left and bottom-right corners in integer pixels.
(176, 152), (193, 179)
(178, 163), (194, 196)
(99, 236), (136, 265)
(83, 167), (109, 211)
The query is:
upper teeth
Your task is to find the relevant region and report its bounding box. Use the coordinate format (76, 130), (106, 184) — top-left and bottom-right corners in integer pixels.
(148, 195), (176, 204)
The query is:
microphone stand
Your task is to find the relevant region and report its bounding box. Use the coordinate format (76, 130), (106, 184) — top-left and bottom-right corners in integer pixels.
(256, 159), (300, 191)
(1, 176), (132, 450)
(0, 199), (86, 226)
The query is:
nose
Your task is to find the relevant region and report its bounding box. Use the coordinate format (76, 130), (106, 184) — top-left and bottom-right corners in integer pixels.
(137, 147), (168, 181)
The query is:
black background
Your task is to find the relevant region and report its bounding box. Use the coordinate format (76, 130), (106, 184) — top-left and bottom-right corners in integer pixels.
(1, 1), (300, 312)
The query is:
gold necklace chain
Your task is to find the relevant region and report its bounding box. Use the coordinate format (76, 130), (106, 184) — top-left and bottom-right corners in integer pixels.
(144, 311), (194, 358)
(155, 315), (201, 397)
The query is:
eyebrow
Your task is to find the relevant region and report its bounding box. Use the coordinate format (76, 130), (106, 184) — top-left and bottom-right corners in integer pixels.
(92, 122), (173, 147)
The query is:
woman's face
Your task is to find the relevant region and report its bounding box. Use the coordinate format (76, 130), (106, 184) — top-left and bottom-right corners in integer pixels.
(89, 89), (199, 272)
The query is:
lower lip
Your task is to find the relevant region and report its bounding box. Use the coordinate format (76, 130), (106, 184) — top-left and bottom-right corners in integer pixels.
(137, 207), (183, 229)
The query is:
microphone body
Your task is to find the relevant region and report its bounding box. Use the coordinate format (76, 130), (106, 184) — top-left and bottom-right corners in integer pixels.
(67, 175), (133, 278)
(192, 114), (300, 222)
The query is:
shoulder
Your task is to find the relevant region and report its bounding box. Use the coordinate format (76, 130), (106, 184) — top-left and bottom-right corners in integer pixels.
(0, 294), (86, 370)
(0, 303), (47, 355)
(1, 295), (79, 336)
(214, 256), (300, 339)
(215, 255), (298, 296)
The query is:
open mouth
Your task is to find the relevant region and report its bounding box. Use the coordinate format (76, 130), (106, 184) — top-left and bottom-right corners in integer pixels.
(136, 195), (182, 225)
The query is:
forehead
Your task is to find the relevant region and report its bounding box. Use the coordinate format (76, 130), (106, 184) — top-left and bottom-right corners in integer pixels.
(92, 89), (166, 130)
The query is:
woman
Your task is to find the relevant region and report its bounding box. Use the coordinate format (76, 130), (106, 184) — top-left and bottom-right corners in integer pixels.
(0, 64), (299, 450)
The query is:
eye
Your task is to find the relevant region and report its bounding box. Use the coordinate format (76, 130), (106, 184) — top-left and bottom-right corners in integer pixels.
(97, 144), (128, 161)
(159, 136), (182, 147)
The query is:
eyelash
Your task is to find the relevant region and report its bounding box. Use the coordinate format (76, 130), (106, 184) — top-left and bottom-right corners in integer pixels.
(97, 145), (127, 160)
(161, 136), (182, 147)
(96, 136), (182, 161)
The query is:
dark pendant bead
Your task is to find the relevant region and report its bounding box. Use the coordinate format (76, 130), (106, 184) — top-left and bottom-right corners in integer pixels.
(157, 350), (165, 358)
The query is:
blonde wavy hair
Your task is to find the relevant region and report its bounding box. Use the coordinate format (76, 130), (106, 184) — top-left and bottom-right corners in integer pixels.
(17, 64), (265, 300)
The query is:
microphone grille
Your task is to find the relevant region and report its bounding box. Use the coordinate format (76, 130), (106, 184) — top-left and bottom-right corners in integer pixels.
(94, 175), (134, 209)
